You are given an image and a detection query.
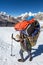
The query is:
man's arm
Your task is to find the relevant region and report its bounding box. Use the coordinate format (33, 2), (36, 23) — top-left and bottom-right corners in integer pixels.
(12, 37), (20, 42)
(11, 34), (20, 42)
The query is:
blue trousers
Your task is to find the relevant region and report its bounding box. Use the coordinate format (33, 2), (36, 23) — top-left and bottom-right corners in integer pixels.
(19, 49), (32, 60)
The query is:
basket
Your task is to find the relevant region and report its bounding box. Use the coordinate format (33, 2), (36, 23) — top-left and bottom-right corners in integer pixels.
(28, 32), (40, 47)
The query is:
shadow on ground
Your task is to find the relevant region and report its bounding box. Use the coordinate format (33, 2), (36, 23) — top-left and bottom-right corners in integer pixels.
(24, 44), (43, 61)
(32, 44), (43, 58)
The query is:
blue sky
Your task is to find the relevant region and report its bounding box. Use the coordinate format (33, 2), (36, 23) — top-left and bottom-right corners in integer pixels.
(0, 0), (43, 16)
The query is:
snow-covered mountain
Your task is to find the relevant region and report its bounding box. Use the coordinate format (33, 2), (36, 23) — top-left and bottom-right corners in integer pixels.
(17, 12), (43, 20)
(0, 11), (43, 22)
(0, 12), (19, 26)
(0, 11), (43, 26)
(0, 12), (18, 23)
(35, 12), (43, 20)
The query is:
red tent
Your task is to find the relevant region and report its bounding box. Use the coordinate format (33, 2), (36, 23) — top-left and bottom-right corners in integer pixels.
(14, 18), (35, 31)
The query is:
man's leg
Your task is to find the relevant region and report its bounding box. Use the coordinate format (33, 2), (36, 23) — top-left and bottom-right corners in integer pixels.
(18, 49), (24, 62)
(27, 49), (32, 61)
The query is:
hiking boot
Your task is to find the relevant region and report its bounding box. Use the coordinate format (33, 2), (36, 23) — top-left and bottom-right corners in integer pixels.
(18, 59), (24, 62)
(29, 57), (32, 61)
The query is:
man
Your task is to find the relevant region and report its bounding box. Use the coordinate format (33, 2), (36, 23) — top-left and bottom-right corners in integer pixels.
(11, 32), (32, 62)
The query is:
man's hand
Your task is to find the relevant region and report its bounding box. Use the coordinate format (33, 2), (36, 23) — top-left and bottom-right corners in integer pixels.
(11, 33), (16, 40)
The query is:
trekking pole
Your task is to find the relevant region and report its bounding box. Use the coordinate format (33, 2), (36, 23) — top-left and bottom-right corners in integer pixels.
(11, 33), (15, 56)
